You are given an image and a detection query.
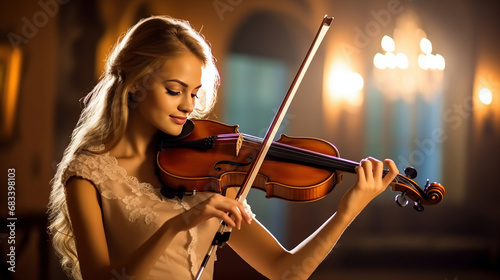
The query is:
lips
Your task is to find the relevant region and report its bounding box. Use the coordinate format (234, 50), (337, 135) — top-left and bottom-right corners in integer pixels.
(170, 116), (187, 125)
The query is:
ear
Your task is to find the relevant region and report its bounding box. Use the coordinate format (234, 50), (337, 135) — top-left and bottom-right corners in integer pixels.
(129, 84), (139, 94)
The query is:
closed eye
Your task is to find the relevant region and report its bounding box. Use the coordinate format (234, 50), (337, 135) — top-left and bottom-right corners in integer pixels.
(166, 88), (181, 96)
(191, 86), (201, 99)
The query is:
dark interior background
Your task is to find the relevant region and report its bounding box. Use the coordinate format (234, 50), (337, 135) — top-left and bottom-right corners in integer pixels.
(0, 0), (499, 279)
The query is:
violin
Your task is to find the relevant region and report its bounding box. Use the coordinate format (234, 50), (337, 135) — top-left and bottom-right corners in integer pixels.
(156, 119), (445, 212)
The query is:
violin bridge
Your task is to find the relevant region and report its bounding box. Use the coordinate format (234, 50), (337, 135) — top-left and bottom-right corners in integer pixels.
(235, 133), (243, 156)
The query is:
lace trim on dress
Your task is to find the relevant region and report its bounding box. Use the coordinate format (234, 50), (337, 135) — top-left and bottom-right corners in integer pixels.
(175, 199), (199, 278)
(64, 150), (182, 227)
(243, 199), (256, 220)
(82, 145), (165, 202)
(122, 196), (160, 225)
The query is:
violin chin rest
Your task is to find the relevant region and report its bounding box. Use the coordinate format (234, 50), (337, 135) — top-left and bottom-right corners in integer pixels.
(160, 119), (195, 140)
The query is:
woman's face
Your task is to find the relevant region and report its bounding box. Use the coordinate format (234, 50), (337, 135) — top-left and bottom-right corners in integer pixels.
(131, 52), (203, 136)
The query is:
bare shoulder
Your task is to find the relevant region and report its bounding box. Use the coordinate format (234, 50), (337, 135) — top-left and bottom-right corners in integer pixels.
(65, 177), (111, 276)
(66, 176), (95, 188)
(65, 176), (102, 216)
(65, 176), (99, 200)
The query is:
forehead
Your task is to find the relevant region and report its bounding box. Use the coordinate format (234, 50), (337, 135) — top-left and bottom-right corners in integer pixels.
(154, 52), (204, 84)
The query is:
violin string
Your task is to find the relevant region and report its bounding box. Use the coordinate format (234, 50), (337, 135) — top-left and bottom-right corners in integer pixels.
(241, 134), (389, 173)
(269, 143), (421, 191)
(241, 134), (359, 172)
(241, 135), (333, 168)
(235, 134), (423, 193)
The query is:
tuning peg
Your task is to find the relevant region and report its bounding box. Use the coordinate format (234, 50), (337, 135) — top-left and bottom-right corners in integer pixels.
(404, 167), (418, 179)
(413, 199), (424, 212)
(423, 179), (430, 193)
(395, 190), (409, 207)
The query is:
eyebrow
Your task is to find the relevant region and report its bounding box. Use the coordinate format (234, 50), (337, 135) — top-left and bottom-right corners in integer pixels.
(164, 79), (202, 89)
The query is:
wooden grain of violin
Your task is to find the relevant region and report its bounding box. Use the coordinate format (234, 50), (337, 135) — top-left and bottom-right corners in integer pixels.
(156, 119), (445, 212)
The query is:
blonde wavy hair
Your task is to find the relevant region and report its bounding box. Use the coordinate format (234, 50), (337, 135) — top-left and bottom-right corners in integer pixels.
(47, 15), (219, 279)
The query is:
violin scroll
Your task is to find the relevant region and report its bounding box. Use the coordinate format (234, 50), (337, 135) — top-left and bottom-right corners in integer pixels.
(392, 170), (445, 212)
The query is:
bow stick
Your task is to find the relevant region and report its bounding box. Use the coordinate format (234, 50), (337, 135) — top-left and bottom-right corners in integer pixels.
(195, 15), (334, 280)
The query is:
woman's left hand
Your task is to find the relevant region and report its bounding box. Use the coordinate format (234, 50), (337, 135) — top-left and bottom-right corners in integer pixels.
(337, 157), (399, 221)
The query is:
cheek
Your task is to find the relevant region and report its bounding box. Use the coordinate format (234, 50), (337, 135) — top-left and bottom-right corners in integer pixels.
(146, 91), (180, 119)
(131, 89), (160, 116)
(130, 86), (157, 108)
(135, 85), (165, 107)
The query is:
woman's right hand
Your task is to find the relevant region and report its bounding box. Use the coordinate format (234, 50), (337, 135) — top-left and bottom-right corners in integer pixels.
(171, 194), (253, 232)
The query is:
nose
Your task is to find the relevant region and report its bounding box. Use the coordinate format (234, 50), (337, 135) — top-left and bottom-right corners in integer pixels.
(179, 92), (194, 114)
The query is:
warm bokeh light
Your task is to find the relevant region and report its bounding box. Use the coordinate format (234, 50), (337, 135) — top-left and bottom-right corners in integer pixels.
(373, 52), (407, 70)
(473, 73), (500, 140)
(396, 52), (409, 69)
(326, 64), (364, 107)
(417, 53), (446, 70)
(373, 16), (445, 103)
(375, 34), (446, 72)
(418, 54), (428, 70)
(375, 34), (444, 72)
(420, 38), (432, 54)
(473, 71), (499, 142)
(373, 53), (386, 69)
(329, 71), (364, 93)
(0, 46), (22, 139)
(426, 54), (436, 69)
(381, 35), (395, 52)
(435, 54), (446, 70)
(385, 52), (397, 69)
(479, 88), (493, 105)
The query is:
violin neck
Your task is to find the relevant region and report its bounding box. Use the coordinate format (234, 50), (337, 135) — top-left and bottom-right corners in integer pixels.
(264, 138), (393, 178)
(263, 140), (422, 193)
(267, 141), (359, 173)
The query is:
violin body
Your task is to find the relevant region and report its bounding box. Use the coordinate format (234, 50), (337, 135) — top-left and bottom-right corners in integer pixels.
(157, 120), (445, 209)
(157, 119), (340, 202)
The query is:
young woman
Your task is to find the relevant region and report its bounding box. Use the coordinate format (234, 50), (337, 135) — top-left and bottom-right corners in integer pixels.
(48, 15), (398, 280)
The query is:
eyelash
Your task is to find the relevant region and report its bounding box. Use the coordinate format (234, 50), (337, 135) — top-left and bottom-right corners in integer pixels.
(166, 88), (199, 99)
(166, 88), (181, 96)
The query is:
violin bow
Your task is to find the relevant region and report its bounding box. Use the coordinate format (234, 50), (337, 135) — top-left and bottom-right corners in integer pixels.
(195, 15), (334, 280)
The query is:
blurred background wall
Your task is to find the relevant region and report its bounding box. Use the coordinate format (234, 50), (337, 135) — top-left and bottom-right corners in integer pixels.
(0, 0), (499, 279)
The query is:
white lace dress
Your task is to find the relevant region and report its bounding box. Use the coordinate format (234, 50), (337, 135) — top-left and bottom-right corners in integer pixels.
(63, 149), (240, 279)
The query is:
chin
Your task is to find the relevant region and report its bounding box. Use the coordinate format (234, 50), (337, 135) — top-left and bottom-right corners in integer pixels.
(161, 127), (183, 137)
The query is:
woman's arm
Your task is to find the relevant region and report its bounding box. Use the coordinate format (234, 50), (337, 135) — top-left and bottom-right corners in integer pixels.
(66, 177), (252, 280)
(228, 157), (399, 279)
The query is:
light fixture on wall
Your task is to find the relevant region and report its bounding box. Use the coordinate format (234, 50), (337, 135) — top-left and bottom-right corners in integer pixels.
(373, 35), (408, 70)
(478, 87), (493, 105)
(325, 63), (364, 107)
(371, 12), (445, 102)
(374, 36), (445, 71)
(0, 45), (22, 140)
(418, 38), (445, 70)
(474, 75), (499, 130)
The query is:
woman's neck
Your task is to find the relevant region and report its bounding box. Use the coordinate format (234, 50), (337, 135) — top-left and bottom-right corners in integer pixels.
(111, 109), (158, 159)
